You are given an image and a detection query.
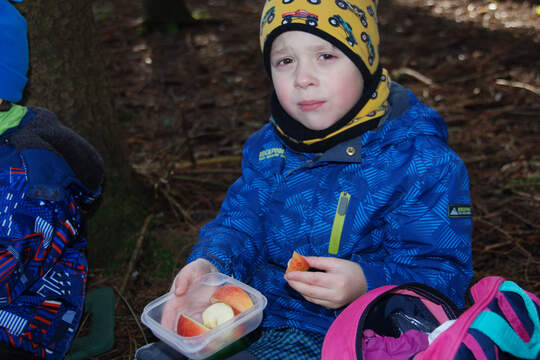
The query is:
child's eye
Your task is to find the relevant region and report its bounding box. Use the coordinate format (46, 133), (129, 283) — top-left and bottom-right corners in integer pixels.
(320, 53), (335, 60)
(277, 57), (293, 66)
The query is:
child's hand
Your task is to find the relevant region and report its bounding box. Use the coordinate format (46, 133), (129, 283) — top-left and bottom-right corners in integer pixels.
(171, 258), (218, 296)
(161, 258), (218, 330)
(284, 257), (367, 309)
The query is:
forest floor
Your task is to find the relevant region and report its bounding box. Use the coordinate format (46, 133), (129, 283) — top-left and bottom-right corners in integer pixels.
(84, 0), (539, 359)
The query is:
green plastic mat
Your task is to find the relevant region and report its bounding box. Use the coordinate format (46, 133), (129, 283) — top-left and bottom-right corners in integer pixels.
(66, 287), (115, 360)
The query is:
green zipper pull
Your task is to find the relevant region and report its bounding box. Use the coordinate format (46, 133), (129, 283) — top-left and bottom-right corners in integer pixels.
(328, 191), (350, 255)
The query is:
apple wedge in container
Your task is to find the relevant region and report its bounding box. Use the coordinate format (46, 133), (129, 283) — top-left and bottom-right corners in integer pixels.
(141, 272), (267, 360)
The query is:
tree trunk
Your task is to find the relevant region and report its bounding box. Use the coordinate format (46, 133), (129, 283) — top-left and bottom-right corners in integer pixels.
(17, 0), (149, 268)
(144, 0), (193, 29)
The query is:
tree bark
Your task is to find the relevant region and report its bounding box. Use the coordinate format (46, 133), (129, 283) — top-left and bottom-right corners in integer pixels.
(144, 0), (193, 26)
(17, 1), (121, 168)
(16, 0), (149, 268)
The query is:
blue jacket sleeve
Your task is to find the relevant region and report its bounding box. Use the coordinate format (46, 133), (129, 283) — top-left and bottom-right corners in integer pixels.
(187, 136), (273, 282)
(355, 138), (473, 308)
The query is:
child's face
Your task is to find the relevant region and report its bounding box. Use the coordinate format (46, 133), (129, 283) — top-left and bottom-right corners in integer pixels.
(270, 31), (364, 131)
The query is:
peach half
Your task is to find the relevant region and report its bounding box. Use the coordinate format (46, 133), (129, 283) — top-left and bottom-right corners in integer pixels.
(210, 284), (254, 314)
(176, 314), (209, 337)
(285, 251), (310, 274)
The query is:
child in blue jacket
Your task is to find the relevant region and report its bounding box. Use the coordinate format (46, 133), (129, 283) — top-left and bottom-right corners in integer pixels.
(0, 0), (104, 358)
(137, 0), (473, 359)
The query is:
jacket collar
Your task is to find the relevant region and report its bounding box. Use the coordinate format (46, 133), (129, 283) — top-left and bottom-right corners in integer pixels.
(316, 82), (410, 163)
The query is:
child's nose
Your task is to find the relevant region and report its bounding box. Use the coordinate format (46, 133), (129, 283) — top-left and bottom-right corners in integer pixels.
(294, 63), (318, 89)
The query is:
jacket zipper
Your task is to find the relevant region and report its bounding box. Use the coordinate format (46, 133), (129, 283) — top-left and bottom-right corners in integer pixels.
(328, 191), (350, 255)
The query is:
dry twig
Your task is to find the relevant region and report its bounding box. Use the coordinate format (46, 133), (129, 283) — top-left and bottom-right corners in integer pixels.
(113, 286), (149, 345)
(118, 214), (155, 298)
(392, 67), (435, 86)
(158, 186), (197, 227)
(174, 155), (242, 171)
(505, 209), (540, 230)
(495, 79), (540, 96)
(172, 175), (231, 190)
(476, 217), (536, 262)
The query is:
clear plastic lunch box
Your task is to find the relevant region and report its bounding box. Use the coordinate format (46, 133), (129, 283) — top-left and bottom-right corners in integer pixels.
(141, 272), (267, 359)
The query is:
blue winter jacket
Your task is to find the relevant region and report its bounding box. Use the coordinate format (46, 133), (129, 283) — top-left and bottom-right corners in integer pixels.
(0, 107), (103, 359)
(188, 83), (473, 335)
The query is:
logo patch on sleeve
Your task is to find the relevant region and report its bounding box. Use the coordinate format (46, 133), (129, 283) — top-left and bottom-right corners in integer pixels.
(448, 204), (473, 218)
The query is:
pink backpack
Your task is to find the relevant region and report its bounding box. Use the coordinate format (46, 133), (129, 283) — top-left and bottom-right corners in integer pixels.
(321, 277), (540, 360)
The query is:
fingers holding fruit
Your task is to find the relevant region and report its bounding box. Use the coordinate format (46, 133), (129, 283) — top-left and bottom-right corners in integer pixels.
(285, 251), (310, 274)
(162, 259), (217, 329)
(173, 258), (219, 296)
(285, 257), (368, 309)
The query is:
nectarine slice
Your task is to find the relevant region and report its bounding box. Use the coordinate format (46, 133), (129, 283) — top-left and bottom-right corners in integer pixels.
(177, 314), (209, 337)
(285, 251), (310, 274)
(210, 284), (254, 314)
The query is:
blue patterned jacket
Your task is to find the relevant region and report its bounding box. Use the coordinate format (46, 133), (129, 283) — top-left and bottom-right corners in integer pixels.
(0, 107), (103, 359)
(188, 83), (473, 335)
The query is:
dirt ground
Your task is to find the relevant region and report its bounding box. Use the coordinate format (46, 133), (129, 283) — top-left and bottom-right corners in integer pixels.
(86, 0), (539, 358)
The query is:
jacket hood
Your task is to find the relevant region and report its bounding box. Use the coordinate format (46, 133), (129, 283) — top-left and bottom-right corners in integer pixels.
(5, 107), (104, 202)
(363, 83), (449, 150)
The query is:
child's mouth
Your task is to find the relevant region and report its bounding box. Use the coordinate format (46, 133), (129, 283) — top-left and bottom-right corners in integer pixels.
(298, 100), (325, 111)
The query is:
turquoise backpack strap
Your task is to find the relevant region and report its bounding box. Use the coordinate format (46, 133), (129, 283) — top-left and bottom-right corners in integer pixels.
(469, 281), (540, 359)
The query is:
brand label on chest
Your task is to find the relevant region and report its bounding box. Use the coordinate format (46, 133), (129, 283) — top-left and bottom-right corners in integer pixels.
(259, 148), (285, 161)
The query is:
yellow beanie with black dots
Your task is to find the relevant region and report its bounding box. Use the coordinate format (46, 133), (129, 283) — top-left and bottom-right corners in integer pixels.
(259, 0), (391, 153)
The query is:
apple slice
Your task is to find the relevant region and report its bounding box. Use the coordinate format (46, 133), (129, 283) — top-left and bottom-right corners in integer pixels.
(202, 302), (235, 329)
(177, 314), (209, 337)
(285, 251), (310, 274)
(210, 284), (254, 314)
